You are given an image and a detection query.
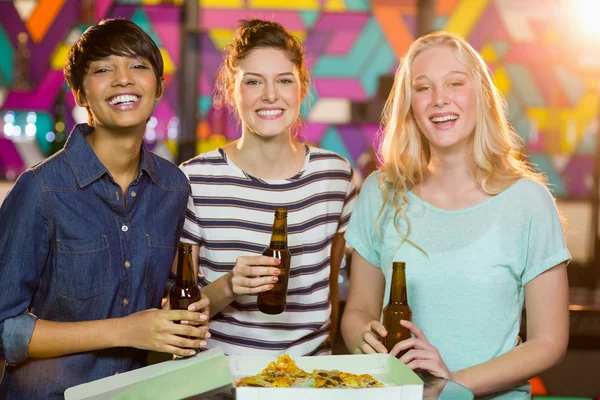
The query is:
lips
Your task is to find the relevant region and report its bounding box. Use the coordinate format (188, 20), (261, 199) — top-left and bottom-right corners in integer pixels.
(256, 108), (284, 120)
(107, 94), (140, 106)
(430, 113), (458, 123)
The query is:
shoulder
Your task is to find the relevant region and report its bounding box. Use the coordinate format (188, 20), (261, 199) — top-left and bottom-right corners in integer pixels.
(503, 178), (560, 220)
(10, 169), (42, 194)
(506, 178), (556, 207)
(148, 153), (190, 189)
(179, 149), (227, 174)
(361, 171), (383, 194)
(1, 169), (46, 213)
(28, 150), (76, 189)
(308, 146), (353, 174)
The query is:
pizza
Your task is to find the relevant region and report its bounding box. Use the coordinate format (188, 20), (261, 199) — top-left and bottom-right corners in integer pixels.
(235, 354), (310, 388)
(235, 354), (384, 389)
(312, 369), (384, 388)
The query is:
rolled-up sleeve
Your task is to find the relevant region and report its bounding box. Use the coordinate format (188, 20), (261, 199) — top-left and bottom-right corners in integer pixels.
(0, 170), (50, 365)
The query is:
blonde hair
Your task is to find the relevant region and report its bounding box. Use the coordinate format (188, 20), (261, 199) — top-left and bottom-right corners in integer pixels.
(377, 31), (546, 247)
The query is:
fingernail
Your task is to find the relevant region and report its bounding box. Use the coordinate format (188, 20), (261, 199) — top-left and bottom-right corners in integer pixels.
(268, 285), (274, 289)
(272, 277), (278, 282)
(275, 258), (281, 264)
(205, 332), (211, 338)
(274, 269), (281, 275)
(200, 341), (207, 347)
(188, 350), (196, 356)
(199, 314), (207, 321)
(188, 305), (196, 311)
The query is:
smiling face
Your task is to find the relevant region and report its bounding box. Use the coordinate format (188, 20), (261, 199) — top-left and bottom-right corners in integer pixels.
(232, 47), (302, 139)
(78, 54), (163, 131)
(410, 46), (477, 152)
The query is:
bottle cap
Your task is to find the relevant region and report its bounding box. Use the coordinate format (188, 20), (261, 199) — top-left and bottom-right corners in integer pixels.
(275, 208), (287, 218)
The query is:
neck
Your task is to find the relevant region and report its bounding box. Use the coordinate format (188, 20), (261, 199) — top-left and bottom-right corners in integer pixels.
(86, 124), (144, 190)
(227, 127), (303, 179)
(425, 140), (477, 191)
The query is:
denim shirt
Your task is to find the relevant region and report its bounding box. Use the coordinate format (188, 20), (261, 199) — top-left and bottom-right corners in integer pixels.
(0, 124), (190, 399)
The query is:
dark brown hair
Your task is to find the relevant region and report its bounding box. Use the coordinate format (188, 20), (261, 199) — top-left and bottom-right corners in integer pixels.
(215, 18), (310, 108)
(64, 19), (164, 123)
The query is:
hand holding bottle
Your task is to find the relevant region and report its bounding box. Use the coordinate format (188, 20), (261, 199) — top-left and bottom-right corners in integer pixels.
(122, 308), (209, 357)
(228, 255), (281, 295)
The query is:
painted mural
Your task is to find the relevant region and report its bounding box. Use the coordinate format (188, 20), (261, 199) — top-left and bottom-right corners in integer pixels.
(0, 0), (598, 198)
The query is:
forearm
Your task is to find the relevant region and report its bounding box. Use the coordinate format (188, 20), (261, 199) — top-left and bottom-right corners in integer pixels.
(328, 233), (345, 346)
(341, 307), (379, 352)
(329, 282), (339, 343)
(452, 338), (566, 395)
(28, 318), (128, 358)
(202, 273), (236, 318)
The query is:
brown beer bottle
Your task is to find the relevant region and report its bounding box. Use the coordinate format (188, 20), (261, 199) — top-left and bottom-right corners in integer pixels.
(382, 262), (412, 356)
(257, 208), (291, 315)
(169, 242), (201, 318)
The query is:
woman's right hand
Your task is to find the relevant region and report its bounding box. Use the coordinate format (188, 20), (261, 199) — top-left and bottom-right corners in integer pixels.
(353, 320), (389, 354)
(123, 308), (210, 357)
(228, 255), (281, 296)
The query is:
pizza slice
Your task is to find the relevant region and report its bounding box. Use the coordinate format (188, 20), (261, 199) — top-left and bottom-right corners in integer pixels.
(311, 369), (384, 388)
(235, 354), (310, 388)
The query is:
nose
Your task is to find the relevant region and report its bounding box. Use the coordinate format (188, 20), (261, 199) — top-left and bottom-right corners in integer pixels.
(112, 66), (134, 87)
(262, 81), (279, 103)
(432, 87), (450, 107)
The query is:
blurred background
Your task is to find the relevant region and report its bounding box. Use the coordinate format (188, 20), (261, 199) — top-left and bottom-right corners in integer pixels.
(1, 0), (600, 397)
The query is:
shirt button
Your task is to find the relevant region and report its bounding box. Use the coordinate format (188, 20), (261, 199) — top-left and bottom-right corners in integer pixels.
(130, 191), (137, 198)
(124, 260), (131, 269)
(122, 298), (129, 306)
(121, 225), (129, 232)
(115, 191), (120, 201)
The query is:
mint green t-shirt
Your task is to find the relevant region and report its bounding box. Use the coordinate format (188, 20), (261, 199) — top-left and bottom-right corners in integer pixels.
(345, 172), (570, 376)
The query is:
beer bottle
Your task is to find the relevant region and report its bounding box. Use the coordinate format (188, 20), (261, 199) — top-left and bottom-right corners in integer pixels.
(257, 208), (291, 315)
(169, 242), (201, 318)
(382, 262), (412, 356)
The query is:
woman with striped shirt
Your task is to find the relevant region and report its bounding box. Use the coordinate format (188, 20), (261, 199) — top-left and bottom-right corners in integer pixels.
(179, 19), (357, 356)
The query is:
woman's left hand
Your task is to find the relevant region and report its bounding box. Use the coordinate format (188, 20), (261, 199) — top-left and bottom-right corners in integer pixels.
(390, 320), (452, 380)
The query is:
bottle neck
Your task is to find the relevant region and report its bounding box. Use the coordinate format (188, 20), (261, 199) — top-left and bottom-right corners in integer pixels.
(269, 216), (288, 250)
(176, 250), (197, 287)
(388, 267), (408, 304)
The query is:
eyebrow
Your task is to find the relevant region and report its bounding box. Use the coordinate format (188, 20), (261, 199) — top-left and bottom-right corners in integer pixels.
(413, 70), (468, 82)
(243, 72), (295, 78)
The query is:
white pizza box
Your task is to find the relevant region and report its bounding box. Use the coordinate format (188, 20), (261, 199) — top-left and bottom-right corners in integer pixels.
(64, 347), (423, 400)
(229, 353), (423, 400)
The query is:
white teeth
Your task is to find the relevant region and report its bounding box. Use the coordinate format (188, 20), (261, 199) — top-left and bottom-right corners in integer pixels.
(257, 109), (283, 117)
(108, 95), (140, 106)
(431, 114), (458, 123)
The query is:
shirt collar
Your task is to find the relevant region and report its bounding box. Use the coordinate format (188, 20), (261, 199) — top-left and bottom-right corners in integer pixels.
(64, 123), (157, 188)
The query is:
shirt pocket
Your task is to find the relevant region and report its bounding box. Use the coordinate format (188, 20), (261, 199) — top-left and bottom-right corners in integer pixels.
(144, 234), (176, 298)
(56, 235), (111, 301)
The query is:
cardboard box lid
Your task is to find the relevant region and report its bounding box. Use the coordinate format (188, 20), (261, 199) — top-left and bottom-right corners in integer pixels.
(64, 348), (233, 400)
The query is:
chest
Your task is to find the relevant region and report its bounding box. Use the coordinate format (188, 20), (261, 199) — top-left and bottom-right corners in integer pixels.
(45, 179), (186, 303)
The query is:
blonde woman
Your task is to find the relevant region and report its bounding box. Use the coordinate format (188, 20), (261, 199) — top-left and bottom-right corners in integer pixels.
(341, 31), (570, 397)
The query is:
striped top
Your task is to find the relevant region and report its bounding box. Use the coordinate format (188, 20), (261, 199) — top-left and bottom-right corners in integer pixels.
(180, 146), (357, 356)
